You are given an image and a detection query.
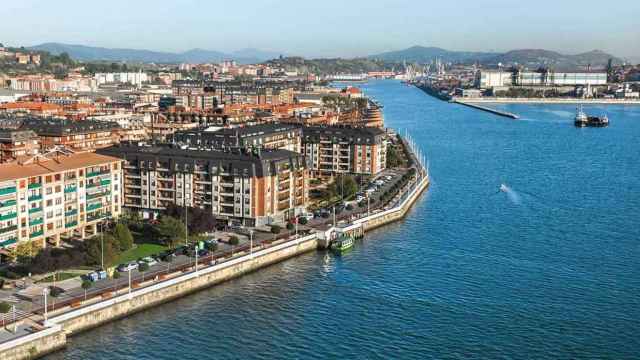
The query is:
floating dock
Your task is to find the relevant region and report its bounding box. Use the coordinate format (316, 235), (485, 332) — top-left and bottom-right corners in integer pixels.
(454, 100), (519, 119)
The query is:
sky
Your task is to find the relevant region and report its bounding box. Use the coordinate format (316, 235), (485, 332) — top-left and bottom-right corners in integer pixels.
(2, 0), (639, 60)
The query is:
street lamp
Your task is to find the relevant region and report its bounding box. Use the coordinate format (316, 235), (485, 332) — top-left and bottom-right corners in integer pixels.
(42, 287), (49, 326)
(249, 229), (254, 256)
(100, 222), (104, 270)
(128, 268), (132, 299)
(195, 243), (199, 274)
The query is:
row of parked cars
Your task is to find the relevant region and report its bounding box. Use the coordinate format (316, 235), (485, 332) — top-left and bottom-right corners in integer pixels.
(115, 239), (220, 274)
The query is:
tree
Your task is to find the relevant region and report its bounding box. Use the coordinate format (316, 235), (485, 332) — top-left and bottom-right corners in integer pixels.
(85, 234), (120, 267)
(205, 242), (218, 252)
(113, 223), (134, 251)
(48, 286), (64, 298)
(270, 225), (282, 235)
(164, 205), (215, 235)
(155, 216), (186, 248)
(286, 222), (294, 231)
(298, 217), (308, 225)
(81, 280), (93, 301)
(228, 236), (240, 246)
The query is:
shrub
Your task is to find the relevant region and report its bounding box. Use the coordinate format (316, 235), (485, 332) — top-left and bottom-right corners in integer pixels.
(138, 262), (149, 272)
(228, 236), (240, 246)
(205, 242), (218, 251)
(0, 302), (10, 314)
(48, 286), (65, 297)
(298, 217), (308, 225)
(113, 271), (121, 279)
(286, 222), (294, 231)
(270, 225), (282, 234)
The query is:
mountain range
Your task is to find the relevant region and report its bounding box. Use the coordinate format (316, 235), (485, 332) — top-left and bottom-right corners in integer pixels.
(28, 43), (283, 64)
(28, 43), (623, 70)
(370, 46), (622, 70)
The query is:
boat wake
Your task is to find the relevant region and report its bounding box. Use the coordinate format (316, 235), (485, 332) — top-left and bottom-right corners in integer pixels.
(500, 183), (521, 205)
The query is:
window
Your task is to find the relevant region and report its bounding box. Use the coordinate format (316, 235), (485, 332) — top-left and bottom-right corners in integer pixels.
(55, 198), (62, 205)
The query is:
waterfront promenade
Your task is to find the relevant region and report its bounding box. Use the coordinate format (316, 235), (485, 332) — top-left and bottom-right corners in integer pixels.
(0, 139), (430, 360)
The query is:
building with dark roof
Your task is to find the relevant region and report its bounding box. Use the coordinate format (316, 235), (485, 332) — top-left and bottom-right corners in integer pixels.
(173, 123), (302, 153)
(0, 115), (121, 152)
(97, 144), (308, 226)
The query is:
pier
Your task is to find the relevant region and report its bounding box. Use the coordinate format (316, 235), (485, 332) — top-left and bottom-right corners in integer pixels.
(453, 100), (519, 119)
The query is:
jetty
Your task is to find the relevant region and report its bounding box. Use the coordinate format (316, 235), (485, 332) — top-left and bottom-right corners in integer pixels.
(453, 100), (519, 119)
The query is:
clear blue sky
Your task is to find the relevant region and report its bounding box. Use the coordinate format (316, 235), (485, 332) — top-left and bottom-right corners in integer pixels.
(2, 0), (639, 59)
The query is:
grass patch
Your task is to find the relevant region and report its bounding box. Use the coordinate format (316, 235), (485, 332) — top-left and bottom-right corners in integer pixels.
(113, 243), (167, 266)
(36, 272), (79, 283)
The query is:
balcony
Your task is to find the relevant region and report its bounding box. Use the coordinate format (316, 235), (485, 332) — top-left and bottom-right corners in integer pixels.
(65, 221), (78, 229)
(0, 212), (17, 221)
(0, 186), (17, 196)
(30, 218), (44, 226)
(28, 207), (43, 214)
(0, 237), (17, 248)
(27, 183), (42, 189)
(0, 225), (18, 235)
(65, 209), (78, 217)
(29, 230), (44, 238)
(86, 203), (103, 211)
(28, 195), (42, 202)
(64, 186), (77, 193)
(87, 212), (111, 222)
(0, 199), (16, 208)
(87, 191), (110, 200)
(86, 170), (110, 178)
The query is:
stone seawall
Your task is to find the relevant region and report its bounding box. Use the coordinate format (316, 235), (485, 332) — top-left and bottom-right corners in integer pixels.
(0, 325), (66, 360)
(49, 235), (318, 335)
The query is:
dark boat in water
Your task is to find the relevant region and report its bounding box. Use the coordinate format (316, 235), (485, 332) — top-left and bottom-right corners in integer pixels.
(574, 105), (609, 127)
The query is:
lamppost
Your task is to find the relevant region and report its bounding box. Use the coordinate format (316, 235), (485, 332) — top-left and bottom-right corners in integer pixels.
(195, 243), (199, 274)
(249, 229), (254, 256)
(42, 287), (49, 326)
(367, 196), (371, 216)
(100, 222), (104, 270)
(128, 268), (132, 299)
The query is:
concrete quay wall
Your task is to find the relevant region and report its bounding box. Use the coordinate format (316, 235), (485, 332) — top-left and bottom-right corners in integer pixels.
(0, 325), (66, 360)
(49, 234), (318, 335)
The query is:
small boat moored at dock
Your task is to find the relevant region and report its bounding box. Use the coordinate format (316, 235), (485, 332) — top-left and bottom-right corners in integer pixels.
(331, 234), (354, 254)
(574, 105), (609, 127)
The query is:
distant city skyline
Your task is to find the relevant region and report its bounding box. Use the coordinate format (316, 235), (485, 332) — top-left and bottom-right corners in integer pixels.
(2, 0), (639, 60)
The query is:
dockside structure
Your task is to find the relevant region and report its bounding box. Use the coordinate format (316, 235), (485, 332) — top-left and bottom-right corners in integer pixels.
(98, 145), (308, 226)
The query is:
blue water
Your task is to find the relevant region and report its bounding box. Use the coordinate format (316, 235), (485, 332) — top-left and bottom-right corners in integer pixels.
(46, 81), (640, 359)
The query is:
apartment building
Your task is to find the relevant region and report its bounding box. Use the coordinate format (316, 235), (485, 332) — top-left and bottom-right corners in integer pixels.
(302, 126), (387, 177)
(0, 116), (121, 152)
(0, 150), (123, 250)
(98, 145), (308, 226)
(0, 129), (39, 163)
(173, 123), (302, 153)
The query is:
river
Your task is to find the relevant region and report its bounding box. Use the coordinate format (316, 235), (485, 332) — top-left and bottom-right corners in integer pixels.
(46, 80), (640, 359)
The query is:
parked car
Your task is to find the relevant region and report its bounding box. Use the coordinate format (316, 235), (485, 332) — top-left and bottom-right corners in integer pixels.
(299, 212), (314, 221)
(159, 251), (177, 262)
(117, 262), (138, 272)
(139, 256), (158, 267)
(197, 249), (210, 257)
(175, 245), (189, 256)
